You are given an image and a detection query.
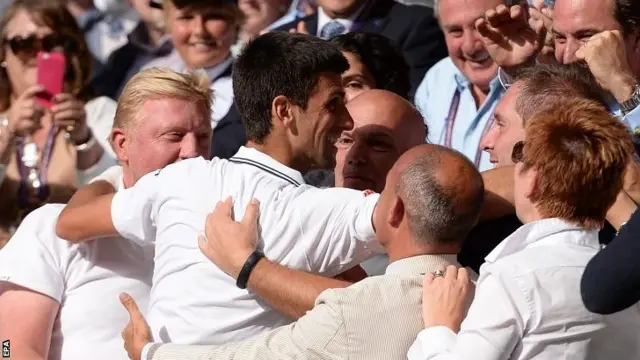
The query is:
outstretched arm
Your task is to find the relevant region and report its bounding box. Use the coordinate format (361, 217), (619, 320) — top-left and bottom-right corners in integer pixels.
(56, 182), (117, 242)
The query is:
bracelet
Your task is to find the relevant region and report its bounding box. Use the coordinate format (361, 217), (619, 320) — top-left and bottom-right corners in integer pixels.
(236, 250), (265, 289)
(75, 131), (97, 152)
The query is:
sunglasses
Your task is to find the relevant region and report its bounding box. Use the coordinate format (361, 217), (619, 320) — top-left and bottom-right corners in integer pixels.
(3, 34), (78, 60)
(511, 141), (525, 164)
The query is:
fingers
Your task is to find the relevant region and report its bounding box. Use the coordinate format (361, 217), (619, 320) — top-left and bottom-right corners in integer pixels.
(119, 293), (143, 322)
(19, 84), (45, 100)
(198, 234), (210, 253)
(241, 198), (260, 227)
(52, 93), (73, 103)
(51, 108), (85, 123)
(443, 265), (458, 282)
(475, 18), (505, 46)
(424, 271), (435, 286)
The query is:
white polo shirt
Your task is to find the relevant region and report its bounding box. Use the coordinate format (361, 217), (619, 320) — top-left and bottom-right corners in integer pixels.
(0, 187), (153, 360)
(110, 146), (382, 345)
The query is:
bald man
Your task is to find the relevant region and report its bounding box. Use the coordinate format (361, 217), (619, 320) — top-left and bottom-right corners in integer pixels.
(306, 89), (426, 191)
(122, 144), (484, 360)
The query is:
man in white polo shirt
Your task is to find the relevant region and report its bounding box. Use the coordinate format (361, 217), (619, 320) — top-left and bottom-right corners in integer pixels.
(55, 32), (382, 346)
(0, 68), (213, 360)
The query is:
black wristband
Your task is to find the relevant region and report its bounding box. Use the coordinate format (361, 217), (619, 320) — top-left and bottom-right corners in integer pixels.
(236, 250), (265, 289)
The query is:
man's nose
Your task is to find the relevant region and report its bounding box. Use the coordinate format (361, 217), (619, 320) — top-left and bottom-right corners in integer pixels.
(179, 135), (199, 160)
(346, 141), (367, 165)
(480, 125), (497, 151)
(562, 40), (582, 64)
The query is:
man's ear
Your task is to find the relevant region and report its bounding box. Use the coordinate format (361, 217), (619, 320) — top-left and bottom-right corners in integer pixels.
(110, 128), (129, 164)
(272, 95), (298, 135)
(523, 167), (539, 201)
(387, 196), (405, 229)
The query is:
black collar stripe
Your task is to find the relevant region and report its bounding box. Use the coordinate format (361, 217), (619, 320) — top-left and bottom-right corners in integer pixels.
(229, 157), (301, 187)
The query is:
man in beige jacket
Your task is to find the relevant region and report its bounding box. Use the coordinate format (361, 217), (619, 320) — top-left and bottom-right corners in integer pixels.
(120, 143), (482, 360)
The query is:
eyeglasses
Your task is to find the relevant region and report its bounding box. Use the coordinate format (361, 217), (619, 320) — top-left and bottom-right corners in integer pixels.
(3, 34), (78, 61)
(511, 141), (525, 164)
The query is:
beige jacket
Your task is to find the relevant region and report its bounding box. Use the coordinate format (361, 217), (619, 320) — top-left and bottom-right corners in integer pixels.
(147, 254), (461, 360)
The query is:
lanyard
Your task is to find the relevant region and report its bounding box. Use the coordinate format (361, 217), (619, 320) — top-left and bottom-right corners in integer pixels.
(15, 126), (57, 210)
(443, 89), (495, 168)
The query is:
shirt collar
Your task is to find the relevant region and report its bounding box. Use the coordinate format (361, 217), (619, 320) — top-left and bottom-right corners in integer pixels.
(385, 254), (459, 276)
(452, 65), (502, 95)
(230, 146), (306, 186)
(317, 5), (365, 36)
(203, 56), (233, 83)
(485, 218), (601, 262)
(128, 23), (173, 55)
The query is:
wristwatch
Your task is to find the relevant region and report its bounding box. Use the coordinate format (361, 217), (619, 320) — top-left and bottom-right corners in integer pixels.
(620, 84), (640, 115)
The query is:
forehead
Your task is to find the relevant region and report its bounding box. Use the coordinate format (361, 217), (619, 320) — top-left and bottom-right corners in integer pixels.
(494, 84), (523, 125)
(309, 73), (344, 102)
(438, 0), (503, 25)
(136, 98), (210, 132)
(553, 0), (621, 33)
(5, 9), (53, 38)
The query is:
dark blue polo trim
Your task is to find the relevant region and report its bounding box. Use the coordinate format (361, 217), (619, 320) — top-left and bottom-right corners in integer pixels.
(229, 157), (301, 187)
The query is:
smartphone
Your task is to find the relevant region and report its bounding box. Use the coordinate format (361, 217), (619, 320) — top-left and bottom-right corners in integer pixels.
(35, 52), (66, 108)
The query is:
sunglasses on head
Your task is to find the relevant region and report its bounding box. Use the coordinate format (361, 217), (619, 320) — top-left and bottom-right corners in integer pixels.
(511, 141), (525, 164)
(3, 33), (78, 59)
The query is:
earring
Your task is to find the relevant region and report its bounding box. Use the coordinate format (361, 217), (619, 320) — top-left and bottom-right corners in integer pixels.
(0, 62), (6, 68)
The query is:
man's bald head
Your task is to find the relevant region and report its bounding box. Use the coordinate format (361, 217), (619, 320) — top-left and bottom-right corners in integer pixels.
(335, 90), (427, 192)
(375, 144), (484, 249)
(346, 89), (427, 150)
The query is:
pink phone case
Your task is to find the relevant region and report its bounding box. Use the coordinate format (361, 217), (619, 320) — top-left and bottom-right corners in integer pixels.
(35, 52), (66, 108)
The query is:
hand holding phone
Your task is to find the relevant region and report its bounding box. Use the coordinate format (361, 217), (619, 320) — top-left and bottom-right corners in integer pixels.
(35, 52), (66, 109)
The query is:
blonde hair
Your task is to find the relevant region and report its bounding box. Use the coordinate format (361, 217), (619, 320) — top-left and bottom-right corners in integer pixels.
(114, 67), (213, 131)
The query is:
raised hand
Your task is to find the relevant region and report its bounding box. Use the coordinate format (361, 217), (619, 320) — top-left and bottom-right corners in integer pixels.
(7, 84), (45, 137)
(475, 4), (546, 72)
(50, 93), (89, 143)
(575, 30), (638, 104)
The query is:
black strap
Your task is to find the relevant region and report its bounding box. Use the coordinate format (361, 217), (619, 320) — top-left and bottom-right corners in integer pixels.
(236, 250), (265, 289)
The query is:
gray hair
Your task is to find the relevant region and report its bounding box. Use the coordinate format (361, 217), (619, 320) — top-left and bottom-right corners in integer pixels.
(396, 147), (484, 246)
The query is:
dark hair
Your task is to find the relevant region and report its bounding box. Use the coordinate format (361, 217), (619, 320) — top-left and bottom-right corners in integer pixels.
(398, 146), (484, 246)
(513, 62), (608, 124)
(0, 0), (94, 112)
(330, 32), (411, 100)
(614, 0), (640, 35)
(233, 32), (349, 143)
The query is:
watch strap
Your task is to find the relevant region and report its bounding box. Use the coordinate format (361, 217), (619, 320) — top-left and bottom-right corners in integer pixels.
(620, 85), (640, 114)
(236, 250), (265, 289)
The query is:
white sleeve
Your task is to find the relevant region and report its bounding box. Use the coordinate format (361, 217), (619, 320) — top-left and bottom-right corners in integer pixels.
(110, 158), (205, 245)
(406, 273), (525, 360)
(110, 168), (163, 245)
(0, 205), (66, 302)
(291, 187), (383, 276)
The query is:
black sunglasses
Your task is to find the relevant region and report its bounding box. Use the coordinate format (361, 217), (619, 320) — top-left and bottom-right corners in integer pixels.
(511, 141), (525, 164)
(3, 33), (78, 59)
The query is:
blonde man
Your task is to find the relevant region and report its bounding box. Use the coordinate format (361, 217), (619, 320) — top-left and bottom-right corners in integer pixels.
(0, 68), (212, 360)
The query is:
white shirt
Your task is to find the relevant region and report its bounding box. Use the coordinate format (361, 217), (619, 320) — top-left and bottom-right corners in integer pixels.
(110, 146), (382, 345)
(408, 218), (640, 360)
(0, 168), (153, 360)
